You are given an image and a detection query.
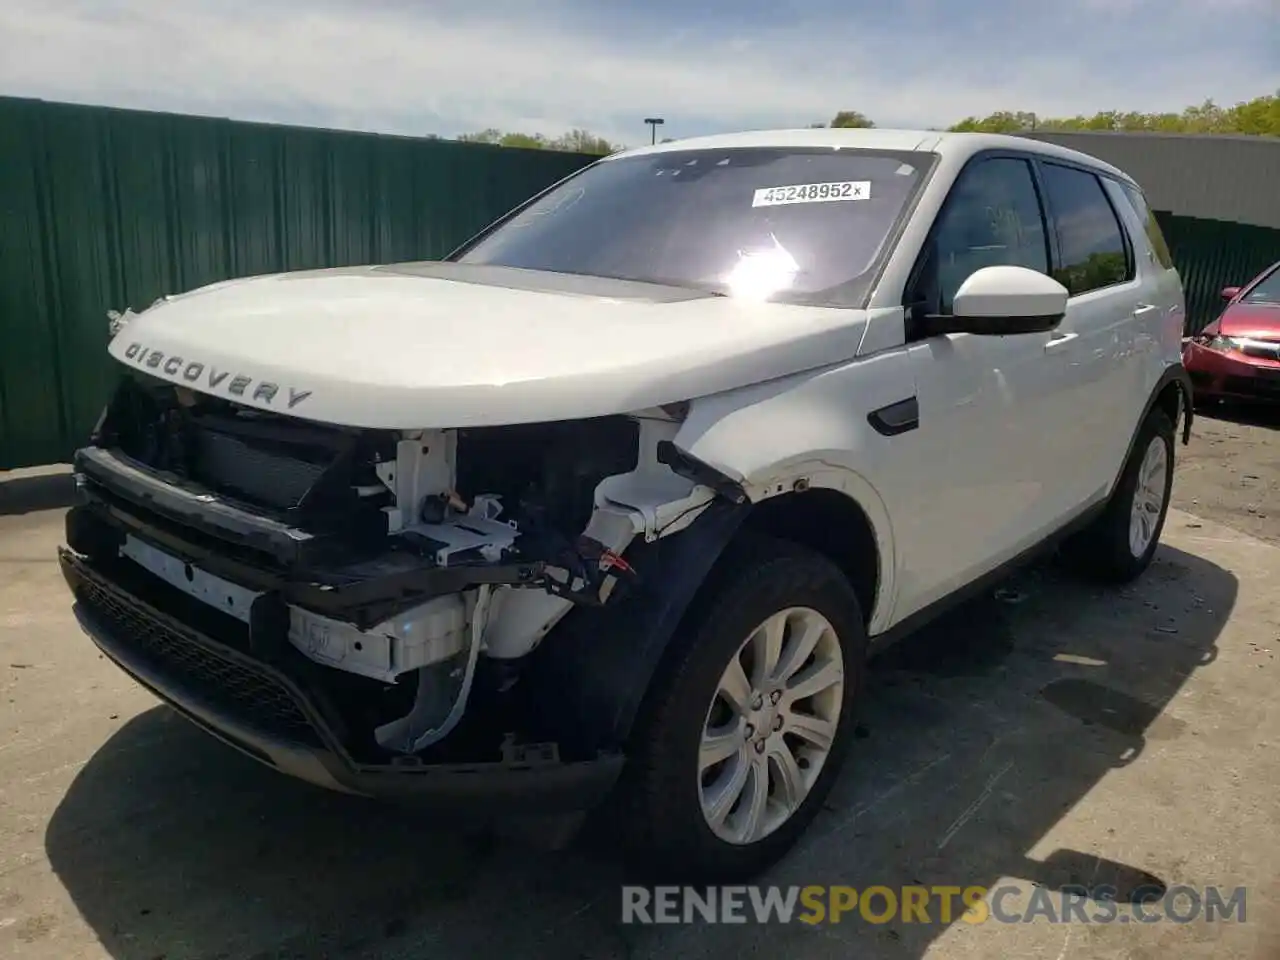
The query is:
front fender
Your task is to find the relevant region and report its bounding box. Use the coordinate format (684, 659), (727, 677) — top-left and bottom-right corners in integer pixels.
(670, 349), (915, 631)
(526, 350), (918, 756)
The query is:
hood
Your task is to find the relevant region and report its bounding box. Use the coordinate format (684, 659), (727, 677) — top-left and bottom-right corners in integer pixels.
(1218, 301), (1280, 340)
(108, 263), (873, 429)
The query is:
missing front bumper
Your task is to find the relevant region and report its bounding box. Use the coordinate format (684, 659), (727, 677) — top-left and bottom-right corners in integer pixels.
(59, 547), (624, 813)
(73, 445), (638, 630)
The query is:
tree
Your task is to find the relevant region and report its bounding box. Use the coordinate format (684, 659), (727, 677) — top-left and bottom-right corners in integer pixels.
(455, 127), (621, 154)
(456, 128), (550, 149)
(548, 129), (621, 154)
(829, 110), (875, 129)
(948, 92), (1279, 136)
(1055, 252), (1128, 296)
(1229, 92), (1280, 135)
(447, 90), (1279, 161)
(947, 110), (1041, 133)
(456, 128), (505, 144)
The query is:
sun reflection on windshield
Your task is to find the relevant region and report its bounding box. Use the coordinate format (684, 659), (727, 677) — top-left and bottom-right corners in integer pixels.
(723, 234), (800, 300)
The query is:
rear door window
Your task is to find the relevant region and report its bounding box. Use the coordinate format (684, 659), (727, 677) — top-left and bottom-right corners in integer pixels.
(1117, 182), (1175, 270)
(1040, 162), (1134, 296)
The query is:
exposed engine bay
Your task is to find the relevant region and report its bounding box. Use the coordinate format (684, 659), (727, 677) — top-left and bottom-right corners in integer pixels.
(67, 372), (719, 763)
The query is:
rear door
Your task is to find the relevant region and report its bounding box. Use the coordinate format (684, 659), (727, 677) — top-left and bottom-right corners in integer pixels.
(1032, 159), (1147, 506)
(1112, 178), (1188, 396)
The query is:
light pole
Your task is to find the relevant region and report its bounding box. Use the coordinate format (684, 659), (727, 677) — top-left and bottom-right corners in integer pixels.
(644, 117), (665, 145)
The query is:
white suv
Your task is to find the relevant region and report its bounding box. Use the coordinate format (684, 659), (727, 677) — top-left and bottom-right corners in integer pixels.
(60, 128), (1191, 882)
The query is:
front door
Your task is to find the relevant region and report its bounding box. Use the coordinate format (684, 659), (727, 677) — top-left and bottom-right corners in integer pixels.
(889, 154), (1078, 621)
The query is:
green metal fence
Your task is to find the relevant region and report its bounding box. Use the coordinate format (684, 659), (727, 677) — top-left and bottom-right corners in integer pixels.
(0, 97), (595, 470)
(3, 99), (1278, 470)
(1157, 212), (1280, 334)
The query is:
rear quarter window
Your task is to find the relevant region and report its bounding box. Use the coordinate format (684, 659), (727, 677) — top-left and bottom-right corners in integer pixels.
(1118, 182), (1175, 271)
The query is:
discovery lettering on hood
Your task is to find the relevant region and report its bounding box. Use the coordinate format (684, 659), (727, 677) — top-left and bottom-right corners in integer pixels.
(120, 341), (313, 409)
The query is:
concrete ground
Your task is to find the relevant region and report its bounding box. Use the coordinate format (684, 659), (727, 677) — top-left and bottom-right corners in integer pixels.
(2, 406), (1279, 959)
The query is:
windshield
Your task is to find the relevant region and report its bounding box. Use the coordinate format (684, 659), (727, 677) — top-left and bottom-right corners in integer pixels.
(1242, 264), (1280, 304)
(453, 147), (934, 307)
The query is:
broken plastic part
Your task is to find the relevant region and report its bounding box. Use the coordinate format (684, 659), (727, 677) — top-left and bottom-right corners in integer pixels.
(655, 441), (748, 504)
(539, 535), (640, 606)
(596, 473), (715, 543)
(107, 307), (138, 337)
(658, 400), (691, 422)
(480, 506), (640, 660)
(287, 593), (468, 683)
(373, 583), (493, 754)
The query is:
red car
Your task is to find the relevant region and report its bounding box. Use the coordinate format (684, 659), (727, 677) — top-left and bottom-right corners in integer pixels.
(1184, 260), (1280, 403)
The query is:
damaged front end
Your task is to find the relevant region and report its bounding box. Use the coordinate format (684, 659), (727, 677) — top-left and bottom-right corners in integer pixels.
(60, 371), (725, 806)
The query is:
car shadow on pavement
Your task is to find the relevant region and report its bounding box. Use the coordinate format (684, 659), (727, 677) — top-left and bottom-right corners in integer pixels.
(0, 470), (76, 517)
(1195, 399), (1280, 430)
(44, 544), (1235, 960)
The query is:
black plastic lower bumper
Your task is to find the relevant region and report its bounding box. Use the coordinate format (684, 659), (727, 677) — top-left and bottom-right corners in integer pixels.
(60, 547), (625, 814)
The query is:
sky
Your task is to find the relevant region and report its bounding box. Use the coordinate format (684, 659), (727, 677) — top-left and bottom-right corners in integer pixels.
(0, 0), (1276, 148)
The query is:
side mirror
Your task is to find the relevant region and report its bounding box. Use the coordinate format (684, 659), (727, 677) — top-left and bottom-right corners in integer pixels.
(1221, 286), (1241, 301)
(919, 266), (1069, 337)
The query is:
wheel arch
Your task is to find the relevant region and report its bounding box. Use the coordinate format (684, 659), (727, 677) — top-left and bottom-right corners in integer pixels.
(1111, 363), (1192, 498)
(523, 470), (893, 757)
(736, 465), (893, 632)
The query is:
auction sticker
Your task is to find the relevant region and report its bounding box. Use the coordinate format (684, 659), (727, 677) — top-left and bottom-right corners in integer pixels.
(752, 180), (872, 207)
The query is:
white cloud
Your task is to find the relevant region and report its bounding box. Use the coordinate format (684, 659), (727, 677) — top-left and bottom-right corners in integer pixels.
(0, 0), (1274, 147)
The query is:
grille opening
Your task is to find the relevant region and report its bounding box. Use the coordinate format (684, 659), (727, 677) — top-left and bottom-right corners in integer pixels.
(98, 374), (392, 520)
(190, 424), (329, 510)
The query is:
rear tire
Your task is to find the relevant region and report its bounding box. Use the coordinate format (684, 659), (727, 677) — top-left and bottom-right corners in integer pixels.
(619, 535), (866, 883)
(1060, 408), (1175, 584)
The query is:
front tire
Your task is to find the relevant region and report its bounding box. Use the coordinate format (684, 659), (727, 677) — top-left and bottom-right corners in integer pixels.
(619, 536), (866, 882)
(1061, 408), (1176, 583)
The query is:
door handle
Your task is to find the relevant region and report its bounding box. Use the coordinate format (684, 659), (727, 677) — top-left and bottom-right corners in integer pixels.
(1045, 332), (1078, 353)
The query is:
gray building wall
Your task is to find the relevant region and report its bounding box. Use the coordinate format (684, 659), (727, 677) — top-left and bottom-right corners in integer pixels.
(1019, 130), (1280, 230)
